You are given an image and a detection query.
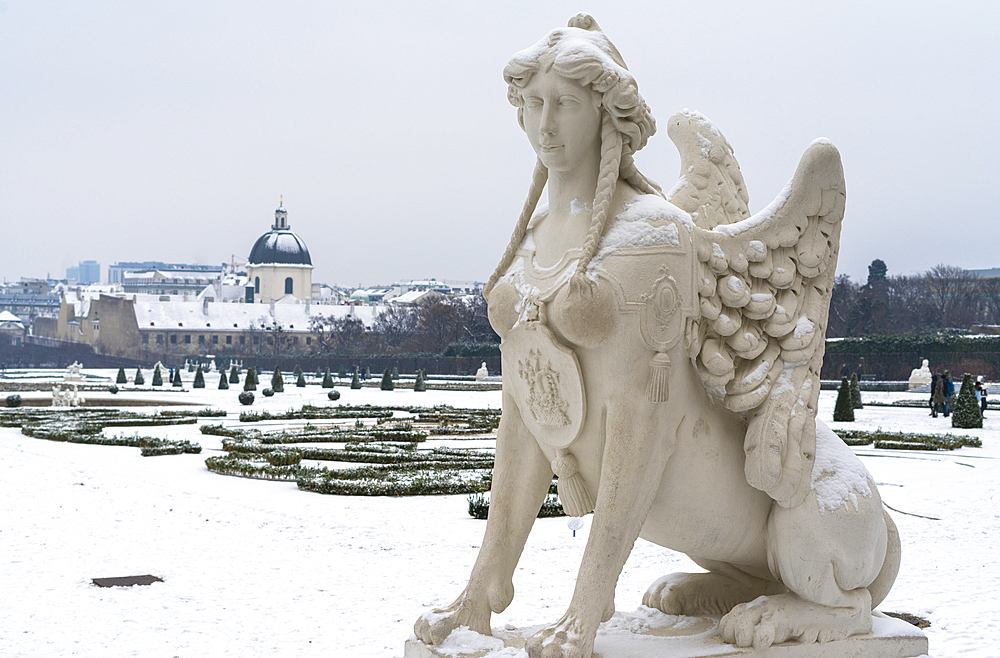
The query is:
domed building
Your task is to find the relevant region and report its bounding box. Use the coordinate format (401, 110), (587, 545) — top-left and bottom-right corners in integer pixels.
(247, 201), (313, 304)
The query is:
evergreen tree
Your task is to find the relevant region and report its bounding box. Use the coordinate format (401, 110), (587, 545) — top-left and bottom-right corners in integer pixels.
(229, 365), (240, 384)
(271, 366), (284, 393)
(322, 367), (334, 388)
(391, 366), (399, 381)
(350, 369), (362, 390)
(414, 369), (426, 392)
(380, 367), (394, 391)
(363, 366), (370, 380)
(244, 367), (256, 391)
(152, 365), (163, 387)
(338, 365), (348, 379)
(850, 372), (863, 409)
(296, 370), (306, 387)
(116, 367), (127, 384)
(833, 377), (855, 422)
(293, 365), (302, 381)
(172, 368), (183, 387)
(219, 372), (229, 389)
(952, 373), (983, 429)
(134, 367), (145, 386)
(193, 365), (205, 388)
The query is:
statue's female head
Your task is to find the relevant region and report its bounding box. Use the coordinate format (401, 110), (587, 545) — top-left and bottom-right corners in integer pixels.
(484, 14), (661, 296)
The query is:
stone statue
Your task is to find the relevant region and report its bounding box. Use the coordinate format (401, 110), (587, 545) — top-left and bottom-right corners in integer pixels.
(908, 358), (932, 389)
(414, 14), (907, 657)
(475, 362), (489, 381)
(65, 361), (82, 381)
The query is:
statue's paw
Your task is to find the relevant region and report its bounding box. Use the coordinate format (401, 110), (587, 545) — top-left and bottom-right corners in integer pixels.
(413, 592), (492, 646)
(525, 614), (592, 658)
(719, 593), (871, 649)
(643, 572), (782, 617)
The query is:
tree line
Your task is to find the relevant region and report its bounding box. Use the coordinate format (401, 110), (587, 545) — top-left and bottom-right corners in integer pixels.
(306, 295), (497, 356)
(828, 260), (1000, 337)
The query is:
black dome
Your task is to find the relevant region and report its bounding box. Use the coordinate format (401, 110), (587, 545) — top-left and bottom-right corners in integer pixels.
(248, 229), (312, 266)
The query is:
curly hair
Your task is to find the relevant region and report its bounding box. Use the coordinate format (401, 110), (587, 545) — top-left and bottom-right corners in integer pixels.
(484, 15), (662, 297)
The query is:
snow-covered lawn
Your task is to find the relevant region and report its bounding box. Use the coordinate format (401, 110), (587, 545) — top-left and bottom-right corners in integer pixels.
(0, 369), (996, 656)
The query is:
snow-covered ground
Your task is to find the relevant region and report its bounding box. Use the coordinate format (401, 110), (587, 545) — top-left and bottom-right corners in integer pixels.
(0, 369), (996, 657)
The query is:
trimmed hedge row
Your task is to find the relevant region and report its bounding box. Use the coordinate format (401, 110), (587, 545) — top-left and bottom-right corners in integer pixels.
(835, 429), (981, 450)
(238, 405), (394, 422)
(467, 492), (565, 520)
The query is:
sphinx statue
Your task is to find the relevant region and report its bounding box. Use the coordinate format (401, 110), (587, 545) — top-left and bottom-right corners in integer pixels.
(414, 15), (908, 657)
(908, 358), (932, 389)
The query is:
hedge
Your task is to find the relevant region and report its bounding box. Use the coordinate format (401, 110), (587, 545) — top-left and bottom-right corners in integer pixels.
(835, 429), (981, 450)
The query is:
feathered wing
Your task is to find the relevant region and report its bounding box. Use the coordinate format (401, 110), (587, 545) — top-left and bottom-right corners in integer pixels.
(665, 110), (750, 230)
(686, 139), (846, 508)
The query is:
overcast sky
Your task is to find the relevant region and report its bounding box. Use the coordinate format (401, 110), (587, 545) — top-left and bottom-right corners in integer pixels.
(2, 1), (998, 287)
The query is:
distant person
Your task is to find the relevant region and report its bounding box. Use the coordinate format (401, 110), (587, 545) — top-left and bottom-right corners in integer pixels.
(930, 373), (939, 416)
(942, 371), (955, 417)
(840, 363), (850, 379)
(978, 377), (988, 416)
(932, 374), (945, 417)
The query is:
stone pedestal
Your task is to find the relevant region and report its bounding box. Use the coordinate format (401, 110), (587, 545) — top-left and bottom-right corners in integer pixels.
(405, 609), (928, 658)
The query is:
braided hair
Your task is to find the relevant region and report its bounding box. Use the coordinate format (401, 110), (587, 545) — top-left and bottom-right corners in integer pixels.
(484, 17), (661, 298)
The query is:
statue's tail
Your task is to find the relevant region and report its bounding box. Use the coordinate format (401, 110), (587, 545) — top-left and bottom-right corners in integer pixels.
(868, 509), (901, 608)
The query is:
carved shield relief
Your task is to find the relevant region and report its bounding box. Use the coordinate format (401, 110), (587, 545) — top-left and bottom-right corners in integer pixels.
(502, 321), (585, 448)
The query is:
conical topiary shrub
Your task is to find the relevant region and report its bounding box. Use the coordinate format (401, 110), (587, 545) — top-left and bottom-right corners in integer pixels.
(322, 367), (334, 388)
(414, 369), (426, 392)
(244, 367), (256, 392)
(172, 368), (183, 387)
(152, 366), (163, 387)
(271, 366), (284, 393)
(391, 366), (399, 381)
(116, 367), (127, 384)
(363, 366), (371, 380)
(134, 367), (145, 386)
(229, 365), (240, 384)
(833, 377), (854, 422)
(350, 369), (361, 390)
(380, 367), (394, 391)
(193, 365), (205, 388)
(339, 366), (347, 379)
(952, 373), (983, 429)
(293, 365), (302, 383)
(219, 372), (229, 389)
(850, 373), (863, 409)
(296, 370), (306, 387)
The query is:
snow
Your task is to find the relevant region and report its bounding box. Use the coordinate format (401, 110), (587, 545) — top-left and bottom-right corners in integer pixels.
(709, 181), (794, 238)
(2, 370), (998, 656)
(812, 420), (874, 514)
(792, 315), (815, 340)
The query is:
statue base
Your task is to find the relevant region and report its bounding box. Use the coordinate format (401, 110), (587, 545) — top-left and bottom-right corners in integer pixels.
(405, 608), (928, 658)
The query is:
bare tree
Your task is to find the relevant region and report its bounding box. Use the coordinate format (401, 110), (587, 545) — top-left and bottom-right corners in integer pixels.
(925, 264), (978, 329)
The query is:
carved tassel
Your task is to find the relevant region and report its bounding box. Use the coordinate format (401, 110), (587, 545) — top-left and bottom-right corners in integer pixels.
(551, 449), (594, 517)
(646, 351), (671, 402)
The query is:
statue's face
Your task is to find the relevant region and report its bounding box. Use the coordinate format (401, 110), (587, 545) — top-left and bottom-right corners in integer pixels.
(521, 67), (602, 173)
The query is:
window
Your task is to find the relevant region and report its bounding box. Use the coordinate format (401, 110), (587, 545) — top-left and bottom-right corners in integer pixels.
(142, 335), (149, 344)
(226, 336), (232, 345)
(198, 336), (205, 345)
(156, 335), (163, 344)
(240, 336), (245, 345)
(170, 334), (177, 344)
(254, 277), (260, 293)
(212, 335), (219, 344)
(306, 337), (311, 345)
(253, 336), (259, 345)
(184, 335), (191, 344)
(285, 277), (293, 295)
(292, 336), (298, 344)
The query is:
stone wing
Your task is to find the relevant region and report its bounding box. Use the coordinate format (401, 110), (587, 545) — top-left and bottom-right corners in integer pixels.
(688, 139), (845, 507)
(665, 110), (750, 230)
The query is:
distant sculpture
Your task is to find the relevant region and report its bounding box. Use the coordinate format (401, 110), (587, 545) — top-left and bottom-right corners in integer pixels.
(475, 362), (489, 381)
(414, 14), (906, 657)
(51, 384), (83, 407)
(908, 358), (932, 389)
(65, 361), (82, 382)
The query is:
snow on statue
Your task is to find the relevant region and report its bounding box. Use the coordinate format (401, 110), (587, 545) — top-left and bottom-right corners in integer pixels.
(415, 14), (907, 657)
